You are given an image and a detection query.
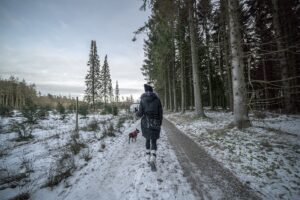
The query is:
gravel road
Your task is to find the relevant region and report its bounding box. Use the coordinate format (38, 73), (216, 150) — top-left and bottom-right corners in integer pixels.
(163, 118), (261, 200)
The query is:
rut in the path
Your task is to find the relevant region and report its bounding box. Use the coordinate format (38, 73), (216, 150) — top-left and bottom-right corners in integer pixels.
(163, 119), (261, 200)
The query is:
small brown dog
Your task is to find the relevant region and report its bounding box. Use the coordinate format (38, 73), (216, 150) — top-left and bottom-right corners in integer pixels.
(129, 128), (139, 143)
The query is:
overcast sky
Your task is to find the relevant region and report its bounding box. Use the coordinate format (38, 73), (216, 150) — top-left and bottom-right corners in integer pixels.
(0, 0), (150, 100)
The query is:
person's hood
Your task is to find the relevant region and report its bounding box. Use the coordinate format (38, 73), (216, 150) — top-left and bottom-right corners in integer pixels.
(141, 92), (158, 103)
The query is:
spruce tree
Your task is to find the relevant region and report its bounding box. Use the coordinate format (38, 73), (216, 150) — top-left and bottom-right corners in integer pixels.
(84, 40), (101, 111)
(228, 0), (250, 128)
(115, 81), (120, 103)
(100, 55), (112, 107)
(109, 80), (114, 103)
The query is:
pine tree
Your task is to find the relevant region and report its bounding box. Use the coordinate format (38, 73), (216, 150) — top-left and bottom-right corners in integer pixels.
(115, 81), (120, 103)
(137, 0), (300, 114)
(100, 55), (112, 107)
(188, 0), (205, 117)
(84, 40), (101, 111)
(228, 0), (250, 128)
(109, 80), (114, 103)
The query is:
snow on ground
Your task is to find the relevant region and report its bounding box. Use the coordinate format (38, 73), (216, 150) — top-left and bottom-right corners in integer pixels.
(166, 110), (300, 200)
(0, 112), (195, 200)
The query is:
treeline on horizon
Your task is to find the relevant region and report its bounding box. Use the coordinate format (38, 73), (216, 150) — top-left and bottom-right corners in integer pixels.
(136, 0), (299, 127)
(0, 76), (81, 115)
(0, 76), (134, 117)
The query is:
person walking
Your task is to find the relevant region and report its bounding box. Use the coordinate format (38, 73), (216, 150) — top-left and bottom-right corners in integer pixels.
(136, 84), (163, 169)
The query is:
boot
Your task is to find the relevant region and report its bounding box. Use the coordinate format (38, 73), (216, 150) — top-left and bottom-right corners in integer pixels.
(150, 150), (156, 164)
(146, 150), (150, 163)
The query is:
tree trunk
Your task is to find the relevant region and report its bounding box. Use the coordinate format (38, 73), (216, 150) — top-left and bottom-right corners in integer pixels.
(228, 0), (250, 128)
(271, 0), (292, 113)
(172, 63), (177, 112)
(168, 63), (173, 111)
(188, 0), (205, 117)
(172, 26), (177, 112)
(75, 97), (79, 132)
(189, 64), (193, 109)
(218, 31), (227, 109)
(164, 69), (168, 109)
(180, 42), (186, 113)
(204, 22), (214, 110)
(262, 59), (269, 110)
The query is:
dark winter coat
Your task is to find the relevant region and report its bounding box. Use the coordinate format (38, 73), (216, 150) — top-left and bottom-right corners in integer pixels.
(136, 92), (163, 140)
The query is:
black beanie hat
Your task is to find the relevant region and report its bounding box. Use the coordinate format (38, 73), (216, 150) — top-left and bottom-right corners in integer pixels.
(144, 84), (153, 92)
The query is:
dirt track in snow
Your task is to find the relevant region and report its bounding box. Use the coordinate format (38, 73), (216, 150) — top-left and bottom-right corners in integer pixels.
(163, 118), (261, 200)
(48, 121), (195, 200)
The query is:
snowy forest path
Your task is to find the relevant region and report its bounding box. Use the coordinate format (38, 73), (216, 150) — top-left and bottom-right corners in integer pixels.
(163, 118), (261, 200)
(60, 120), (195, 200)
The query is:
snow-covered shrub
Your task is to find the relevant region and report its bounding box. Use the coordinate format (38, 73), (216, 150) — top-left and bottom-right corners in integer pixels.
(106, 123), (116, 137)
(0, 146), (8, 158)
(81, 147), (92, 162)
(101, 104), (118, 115)
(19, 155), (34, 174)
(71, 130), (79, 140)
(68, 137), (86, 155)
(99, 142), (106, 152)
(116, 116), (126, 132)
(56, 102), (65, 115)
(253, 111), (267, 119)
(93, 131), (103, 141)
(11, 121), (34, 142)
(46, 152), (75, 188)
(9, 192), (30, 200)
(0, 105), (13, 117)
(78, 103), (89, 117)
(86, 119), (99, 131)
(112, 106), (118, 116)
(125, 114), (134, 121)
(21, 104), (39, 124)
(0, 166), (28, 189)
(37, 106), (49, 120)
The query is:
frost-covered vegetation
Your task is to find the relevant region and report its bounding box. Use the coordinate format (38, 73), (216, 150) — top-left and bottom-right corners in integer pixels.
(166, 109), (300, 199)
(0, 110), (134, 200)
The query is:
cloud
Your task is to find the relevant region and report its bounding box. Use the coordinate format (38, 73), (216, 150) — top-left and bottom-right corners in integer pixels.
(0, 45), (145, 100)
(0, 0), (149, 101)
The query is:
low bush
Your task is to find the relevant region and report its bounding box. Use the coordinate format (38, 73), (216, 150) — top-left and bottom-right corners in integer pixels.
(101, 104), (118, 115)
(99, 143), (106, 151)
(112, 106), (118, 116)
(21, 104), (39, 124)
(45, 152), (75, 188)
(68, 136), (86, 155)
(106, 123), (116, 137)
(78, 103), (89, 117)
(116, 117), (126, 132)
(19, 155), (34, 174)
(253, 111), (267, 119)
(87, 119), (99, 131)
(11, 121), (34, 142)
(60, 114), (67, 121)
(81, 147), (92, 162)
(0, 105), (13, 117)
(9, 192), (30, 200)
(37, 107), (49, 120)
(0, 145), (8, 157)
(67, 103), (76, 113)
(0, 166), (29, 189)
(56, 102), (65, 115)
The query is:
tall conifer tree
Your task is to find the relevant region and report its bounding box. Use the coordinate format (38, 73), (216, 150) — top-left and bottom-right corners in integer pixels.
(100, 55), (112, 107)
(115, 81), (120, 103)
(84, 40), (101, 110)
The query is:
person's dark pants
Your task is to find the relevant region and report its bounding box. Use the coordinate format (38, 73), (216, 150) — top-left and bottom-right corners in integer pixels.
(146, 139), (157, 150)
